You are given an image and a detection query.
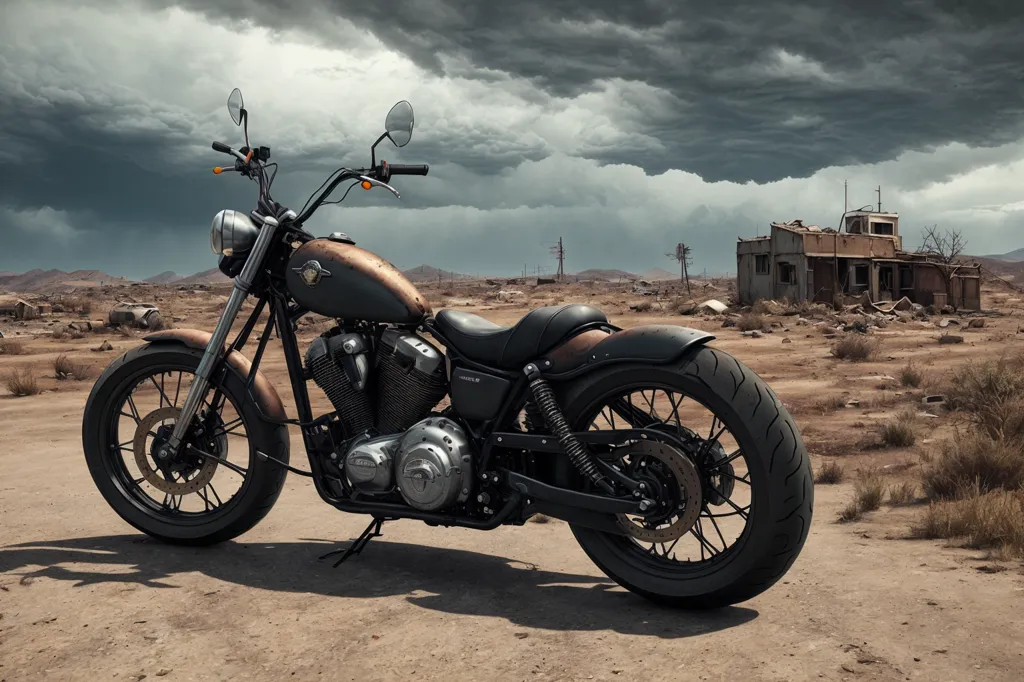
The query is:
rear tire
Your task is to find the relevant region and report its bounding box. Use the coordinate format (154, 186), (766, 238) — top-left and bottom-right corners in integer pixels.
(559, 345), (813, 609)
(82, 343), (290, 546)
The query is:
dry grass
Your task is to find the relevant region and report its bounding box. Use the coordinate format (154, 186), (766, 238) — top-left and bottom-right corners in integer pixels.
(814, 460), (845, 485)
(750, 300), (771, 316)
(4, 367), (40, 397)
(900, 362), (924, 388)
(812, 395), (849, 414)
(52, 354), (91, 381)
(831, 335), (879, 362)
(836, 470), (885, 523)
(920, 435), (1024, 500)
(945, 354), (1024, 440)
(0, 339), (27, 355)
(912, 488), (1024, 558)
(737, 312), (765, 332)
(877, 410), (917, 448)
(887, 481), (918, 505)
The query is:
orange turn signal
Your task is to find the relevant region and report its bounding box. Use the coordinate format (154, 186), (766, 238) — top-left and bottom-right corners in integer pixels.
(361, 180), (372, 190)
(213, 167), (224, 174)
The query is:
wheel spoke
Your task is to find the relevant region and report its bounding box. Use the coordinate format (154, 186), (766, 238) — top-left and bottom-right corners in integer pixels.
(707, 449), (743, 471)
(150, 375), (171, 408)
(162, 493), (182, 512)
(716, 469), (751, 486)
(189, 446), (249, 477)
(703, 508), (729, 550)
(172, 371), (183, 408)
(126, 396), (141, 424)
(719, 496), (751, 520)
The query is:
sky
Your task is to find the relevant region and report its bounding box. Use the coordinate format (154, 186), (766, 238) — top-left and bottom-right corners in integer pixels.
(1, 0), (1023, 279)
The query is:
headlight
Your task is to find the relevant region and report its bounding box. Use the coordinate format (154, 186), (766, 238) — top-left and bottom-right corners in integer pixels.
(210, 209), (259, 256)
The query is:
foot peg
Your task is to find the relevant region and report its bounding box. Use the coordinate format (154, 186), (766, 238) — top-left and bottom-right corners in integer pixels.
(319, 517), (385, 567)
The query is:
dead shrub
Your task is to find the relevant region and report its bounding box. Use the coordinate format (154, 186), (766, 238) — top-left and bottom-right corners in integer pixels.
(737, 313), (765, 332)
(877, 410), (917, 448)
(53, 354), (91, 381)
(912, 488), (1024, 558)
(945, 354), (1024, 440)
(887, 481), (918, 505)
(4, 367), (40, 396)
(0, 339), (27, 355)
(900, 362), (924, 388)
(814, 460), (845, 484)
(750, 300), (771, 316)
(920, 434), (1024, 500)
(812, 395), (849, 414)
(837, 470), (884, 522)
(831, 335), (879, 361)
(837, 499), (864, 523)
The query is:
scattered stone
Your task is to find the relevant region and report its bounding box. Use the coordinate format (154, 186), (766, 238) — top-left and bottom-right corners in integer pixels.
(721, 318), (737, 328)
(514, 632), (529, 639)
(782, 337), (792, 344)
(741, 330), (762, 338)
(968, 318), (985, 329)
(938, 318), (960, 328)
(846, 400), (861, 408)
(92, 340), (114, 352)
(938, 335), (964, 345)
(155, 670), (172, 677)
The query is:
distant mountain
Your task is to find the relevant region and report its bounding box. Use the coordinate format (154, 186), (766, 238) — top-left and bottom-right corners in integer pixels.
(145, 271), (184, 284)
(573, 268), (636, 281)
(0, 268), (129, 292)
(402, 264), (471, 283)
(176, 267), (230, 285)
(982, 247), (1024, 262)
(640, 267), (679, 281)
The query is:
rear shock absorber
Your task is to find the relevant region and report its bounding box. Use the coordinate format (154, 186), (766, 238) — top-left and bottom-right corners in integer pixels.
(523, 364), (614, 494)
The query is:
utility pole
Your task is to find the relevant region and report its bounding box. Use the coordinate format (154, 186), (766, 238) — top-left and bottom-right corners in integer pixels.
(666, 242), (693, 296)
(844, 179), (848, 213)
(876, 185), (882, 212)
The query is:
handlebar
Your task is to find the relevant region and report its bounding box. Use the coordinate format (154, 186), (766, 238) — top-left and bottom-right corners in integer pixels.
(212, 141), (232, 154)
(386, 163), (429, 177)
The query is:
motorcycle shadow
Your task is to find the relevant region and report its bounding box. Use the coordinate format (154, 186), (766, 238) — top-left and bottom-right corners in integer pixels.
(0, 535), (758, 638)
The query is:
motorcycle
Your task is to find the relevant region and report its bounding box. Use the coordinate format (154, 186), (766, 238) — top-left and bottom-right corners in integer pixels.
(82, 89), (813, 608)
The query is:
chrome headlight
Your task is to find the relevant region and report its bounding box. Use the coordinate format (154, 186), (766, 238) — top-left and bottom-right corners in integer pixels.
(210, 209), (259, 256)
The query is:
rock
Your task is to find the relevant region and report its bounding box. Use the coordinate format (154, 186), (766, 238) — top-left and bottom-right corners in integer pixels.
(721, 318), (737, 328)
(922, 395), (947, 405)
(938, 318), (960, 328)
(941, 305), (955, 314)
(741, 330), (762, 338)
(844, 321), (869, 334)
(514, 632), (529, 639)
(968, 318), (985, 329)
(938, 335), (964, 344)
(782, 337), (792, 343)
(92, 340), (114, 352)
(155, 670), (172, 677)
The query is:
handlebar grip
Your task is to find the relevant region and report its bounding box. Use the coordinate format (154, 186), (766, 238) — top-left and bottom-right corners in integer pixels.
(387, 164), (429, 176)
(212, 141), (232, 154)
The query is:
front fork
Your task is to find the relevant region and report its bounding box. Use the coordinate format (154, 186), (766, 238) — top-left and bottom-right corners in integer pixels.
(162, 215), (280, 455)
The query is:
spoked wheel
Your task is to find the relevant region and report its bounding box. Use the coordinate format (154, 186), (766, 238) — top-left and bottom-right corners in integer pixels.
(560, 346), (812, 609)
(83, 344), (289, 545)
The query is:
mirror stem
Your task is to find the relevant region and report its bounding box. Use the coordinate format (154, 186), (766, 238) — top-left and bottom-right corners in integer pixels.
(241, 109), (250, 148)
(370, 132), (388, 168)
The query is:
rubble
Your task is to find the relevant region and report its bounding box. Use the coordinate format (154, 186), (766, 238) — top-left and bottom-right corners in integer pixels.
(698, 299), (729, 314)
(938, 335), (964, 345)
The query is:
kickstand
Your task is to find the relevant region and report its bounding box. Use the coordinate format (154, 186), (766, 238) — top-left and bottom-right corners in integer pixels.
(319, 517), (385, 567)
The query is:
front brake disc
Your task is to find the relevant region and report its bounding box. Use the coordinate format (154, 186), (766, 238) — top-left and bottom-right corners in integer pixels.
(133, 406), (218, 495)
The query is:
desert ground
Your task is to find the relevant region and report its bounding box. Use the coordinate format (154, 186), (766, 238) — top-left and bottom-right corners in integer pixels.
(2, 275), (1024, 681)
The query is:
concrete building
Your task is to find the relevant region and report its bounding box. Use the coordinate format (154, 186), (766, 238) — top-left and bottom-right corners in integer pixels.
(737, 212), (981, 310)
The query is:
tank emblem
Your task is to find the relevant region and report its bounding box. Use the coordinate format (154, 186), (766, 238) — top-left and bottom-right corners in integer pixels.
(292, 260), (332, 287)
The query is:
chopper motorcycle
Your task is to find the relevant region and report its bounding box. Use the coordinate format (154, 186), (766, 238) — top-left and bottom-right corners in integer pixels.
(82, 89), (812, 608)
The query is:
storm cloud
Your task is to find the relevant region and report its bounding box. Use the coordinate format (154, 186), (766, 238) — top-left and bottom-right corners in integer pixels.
(1, 0), (1023, 279)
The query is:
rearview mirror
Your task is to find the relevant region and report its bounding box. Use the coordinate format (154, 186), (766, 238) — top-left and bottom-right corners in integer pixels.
(385, 100), (414, 148)
(227, 88), (244, 127)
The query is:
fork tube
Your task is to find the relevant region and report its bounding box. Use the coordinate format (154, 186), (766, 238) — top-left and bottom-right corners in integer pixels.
(166, 217), (279, 450)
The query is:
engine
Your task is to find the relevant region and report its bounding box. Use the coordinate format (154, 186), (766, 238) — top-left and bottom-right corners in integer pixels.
(306, 327), (464, 510)
(343, 416), (473, 511)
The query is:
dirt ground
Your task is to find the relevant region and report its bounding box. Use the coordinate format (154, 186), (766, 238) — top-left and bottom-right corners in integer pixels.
(2, 278), (1024, 681)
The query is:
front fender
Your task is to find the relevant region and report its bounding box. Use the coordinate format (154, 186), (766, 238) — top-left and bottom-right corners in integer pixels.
(143, 329), (287, 421)
(542, 325), (715, 380)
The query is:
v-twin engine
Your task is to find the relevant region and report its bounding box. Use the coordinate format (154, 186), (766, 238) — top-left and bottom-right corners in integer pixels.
(344, 416), (473, 511)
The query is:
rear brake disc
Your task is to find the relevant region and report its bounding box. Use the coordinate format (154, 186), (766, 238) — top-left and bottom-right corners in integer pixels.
(616, 440), (703, 542)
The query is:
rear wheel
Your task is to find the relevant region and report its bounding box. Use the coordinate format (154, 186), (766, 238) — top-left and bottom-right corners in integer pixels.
(559, 345), (812, 608)
(82, 344), (289, 545)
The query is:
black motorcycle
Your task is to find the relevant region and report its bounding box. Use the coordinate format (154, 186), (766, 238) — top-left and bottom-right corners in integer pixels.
(82, 89), (812, 608)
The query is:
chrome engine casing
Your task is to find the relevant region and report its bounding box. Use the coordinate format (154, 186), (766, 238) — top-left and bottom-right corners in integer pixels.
(344, 433), (397, 493)
(342, 416), (473, 511)
(396, 416), (473, 511)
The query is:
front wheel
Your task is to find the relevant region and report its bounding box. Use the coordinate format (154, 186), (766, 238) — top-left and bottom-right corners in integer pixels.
(82, 343), (290, 545)
(559, 346), (813, 609)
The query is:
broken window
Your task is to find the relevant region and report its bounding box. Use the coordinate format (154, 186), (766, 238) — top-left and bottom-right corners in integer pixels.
(853, 264), (869, 287)
(778, 262), (797, 285)
(879, 267), (894, 292)
(755, 255), (769, 274)
(871, 221), (895, 235)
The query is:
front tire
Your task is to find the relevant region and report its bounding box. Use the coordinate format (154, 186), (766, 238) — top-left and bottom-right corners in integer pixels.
(82, 343), (290, 545)
(559, 345), (813, 609)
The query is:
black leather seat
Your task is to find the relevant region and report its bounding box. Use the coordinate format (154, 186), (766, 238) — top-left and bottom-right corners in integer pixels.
(434, 304), (608, 369)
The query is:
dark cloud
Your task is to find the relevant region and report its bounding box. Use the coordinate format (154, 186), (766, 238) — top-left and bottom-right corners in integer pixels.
(160, 0), (1024, 183)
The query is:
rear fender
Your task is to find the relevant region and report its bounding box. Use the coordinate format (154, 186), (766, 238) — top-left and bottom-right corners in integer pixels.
(540, 325), (715, 380)
(143, 329), (287, 422)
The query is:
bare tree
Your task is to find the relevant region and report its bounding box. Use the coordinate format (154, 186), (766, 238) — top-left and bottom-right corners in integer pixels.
(917, 225), (968, 310)
(918, 225), (966, 264)
(666, 243), (692, 296)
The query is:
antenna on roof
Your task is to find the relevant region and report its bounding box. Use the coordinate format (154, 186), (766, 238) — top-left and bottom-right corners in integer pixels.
(844, 179), (848, 213)
(876, 185), (882, 212)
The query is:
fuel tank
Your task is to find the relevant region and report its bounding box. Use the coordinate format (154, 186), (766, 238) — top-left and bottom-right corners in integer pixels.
(285, 238), (431, 323)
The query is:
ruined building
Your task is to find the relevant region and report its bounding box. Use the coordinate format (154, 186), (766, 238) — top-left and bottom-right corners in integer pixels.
(736, 211), (981, 310)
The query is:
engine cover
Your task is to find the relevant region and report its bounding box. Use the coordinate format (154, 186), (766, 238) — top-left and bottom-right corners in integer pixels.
(344, 433), (398, 494)
(395, 417), (472, 511)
